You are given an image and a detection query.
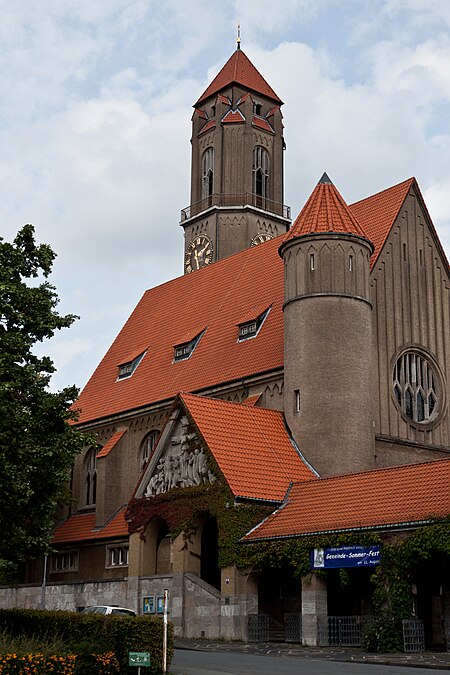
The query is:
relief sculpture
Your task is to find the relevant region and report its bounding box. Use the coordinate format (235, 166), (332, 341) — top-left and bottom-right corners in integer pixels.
(144, 416), (216, 496)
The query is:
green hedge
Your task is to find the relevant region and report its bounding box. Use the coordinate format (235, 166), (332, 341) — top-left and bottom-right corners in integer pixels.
(0, 608), (173, 674)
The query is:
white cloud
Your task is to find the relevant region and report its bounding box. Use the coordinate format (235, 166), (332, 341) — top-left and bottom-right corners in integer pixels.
(1, 1), (449, 392)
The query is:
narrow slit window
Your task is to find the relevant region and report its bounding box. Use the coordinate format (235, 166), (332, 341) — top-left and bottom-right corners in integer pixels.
(295, 389), (301, 413)
(349, 255), (353, 272)
(310, 253), (315, 271)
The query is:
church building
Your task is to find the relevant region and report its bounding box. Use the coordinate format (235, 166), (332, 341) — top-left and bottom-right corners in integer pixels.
(4, 43), (450, 649)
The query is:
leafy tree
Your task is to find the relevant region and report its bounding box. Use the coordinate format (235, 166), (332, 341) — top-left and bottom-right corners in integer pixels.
(0, 224), (90, 577)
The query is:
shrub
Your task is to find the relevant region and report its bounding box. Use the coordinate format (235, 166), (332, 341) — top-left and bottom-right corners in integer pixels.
(0, 609), (173, 674)
(362, 614), (403, 652)
(0, 653), (77, 674)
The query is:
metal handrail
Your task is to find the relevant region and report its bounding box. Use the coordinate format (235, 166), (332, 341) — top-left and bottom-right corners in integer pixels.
(181, 193), (291, 221)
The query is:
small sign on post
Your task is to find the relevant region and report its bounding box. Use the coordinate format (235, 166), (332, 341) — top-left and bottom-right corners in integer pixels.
(129, 651), (150, 674)
(162, 589), (169, 675)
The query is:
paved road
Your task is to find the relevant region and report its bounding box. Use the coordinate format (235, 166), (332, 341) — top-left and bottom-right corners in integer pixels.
(171, 649), (450, 674)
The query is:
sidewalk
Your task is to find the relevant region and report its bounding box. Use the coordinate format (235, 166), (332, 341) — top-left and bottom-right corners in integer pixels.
(174, 638), (450, 670)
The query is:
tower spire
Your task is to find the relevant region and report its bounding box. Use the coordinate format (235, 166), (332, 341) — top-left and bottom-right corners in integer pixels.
(236, 24), (241, 50)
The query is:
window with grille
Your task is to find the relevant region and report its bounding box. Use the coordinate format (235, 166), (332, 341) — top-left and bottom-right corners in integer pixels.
(393, 351), (439, 424)
(107, 545), (129, 567)
(174, 331), (204, 362)
(117, 351), (146, 380)
(238, 308), (270, 341)
(50, 550), (78, 573)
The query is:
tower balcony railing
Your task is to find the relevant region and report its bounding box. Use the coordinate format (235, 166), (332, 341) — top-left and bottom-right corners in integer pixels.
(180, 193), (291, 221)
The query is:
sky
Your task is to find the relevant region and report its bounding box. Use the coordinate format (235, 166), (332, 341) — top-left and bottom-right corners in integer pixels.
(1, 0), (450, 393)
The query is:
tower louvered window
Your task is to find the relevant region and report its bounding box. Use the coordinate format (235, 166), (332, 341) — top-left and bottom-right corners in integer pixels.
(253, 146), (270, 205)
(393, 352), (438, 423)
(202, 147), (214, 204)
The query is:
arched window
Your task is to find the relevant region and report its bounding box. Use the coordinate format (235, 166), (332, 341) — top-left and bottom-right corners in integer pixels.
(84, 447), (98, 506)
(253, 146), (270, 205)
(140, 430), (160, 470)
(393, 351), (439, 424)
(202, 148), (214, 203)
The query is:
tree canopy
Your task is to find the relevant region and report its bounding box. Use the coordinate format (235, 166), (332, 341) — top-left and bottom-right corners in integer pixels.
(0, 224), (90, 577)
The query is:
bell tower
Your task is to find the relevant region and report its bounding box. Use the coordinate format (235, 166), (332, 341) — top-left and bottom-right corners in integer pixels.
(181, 44), (291, 273)
(279, 174), (375, 476)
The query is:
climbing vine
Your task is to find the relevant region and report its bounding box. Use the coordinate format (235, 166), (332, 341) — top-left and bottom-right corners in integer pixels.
(127, 490), (450, 653)
(363, 518), (450, 651)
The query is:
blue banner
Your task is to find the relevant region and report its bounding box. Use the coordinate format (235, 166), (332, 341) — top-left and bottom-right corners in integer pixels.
(311, 545), (381, 569)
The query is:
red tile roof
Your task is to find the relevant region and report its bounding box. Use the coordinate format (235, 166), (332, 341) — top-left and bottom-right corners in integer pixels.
(74, 178), (430, 426)
(252, 116), (274, 134)
(236, 302), (270, 325)
(180, 393), (317, 501)
(284, 174), (370, 244)
(52, 507), (128, 544)
(96, 429), (127, 459)
(242, 393), (261, 406)
(350, 178), (414, 267)
(74, 237), (285, 424)
(222, 109), (245, 124)
(198, 119), (216, 136)
(266, 106), (280, 118)
(243, 458), (450, 541)
(195, 49), (283, 107)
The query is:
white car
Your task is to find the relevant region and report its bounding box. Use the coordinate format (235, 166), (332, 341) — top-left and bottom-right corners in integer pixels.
(81, 605), (136, 616)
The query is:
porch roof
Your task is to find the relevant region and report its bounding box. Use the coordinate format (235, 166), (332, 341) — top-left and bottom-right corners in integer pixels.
(243, 457), (450, 542)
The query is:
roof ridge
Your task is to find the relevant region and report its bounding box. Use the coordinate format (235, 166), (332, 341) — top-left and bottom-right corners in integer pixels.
(288, 456), (450, 489)
(180, 390), (281, 414)
(350, 177), (415, 207)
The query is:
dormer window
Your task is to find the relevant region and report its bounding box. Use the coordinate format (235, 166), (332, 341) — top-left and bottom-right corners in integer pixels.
(174, 331), (205, 362)
(238, 308), (270, 341)
(117, 351), (146, 380)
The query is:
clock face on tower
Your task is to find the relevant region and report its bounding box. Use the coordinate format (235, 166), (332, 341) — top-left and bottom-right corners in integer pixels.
(185, 235), (213, 273)
(250, 233), (273, 246)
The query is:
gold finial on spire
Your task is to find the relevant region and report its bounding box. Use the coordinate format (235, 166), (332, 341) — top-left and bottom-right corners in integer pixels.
(236, 23), (241, 50)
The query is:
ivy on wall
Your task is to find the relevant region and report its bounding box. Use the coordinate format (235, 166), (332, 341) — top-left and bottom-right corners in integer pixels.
(127, 485), (450, 651)
(127, 484), (274, 569)
(363, 519), (450, 651)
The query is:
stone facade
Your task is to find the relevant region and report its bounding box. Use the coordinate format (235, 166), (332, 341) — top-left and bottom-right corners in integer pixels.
(3, 48), (449, 650)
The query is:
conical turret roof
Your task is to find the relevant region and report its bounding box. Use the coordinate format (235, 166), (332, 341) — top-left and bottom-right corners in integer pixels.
(195, 48), (283, 107)
(283, 173), (372, 244)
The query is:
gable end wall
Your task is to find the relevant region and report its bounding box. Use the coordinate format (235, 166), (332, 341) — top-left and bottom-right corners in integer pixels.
(371, 186), (450, 463)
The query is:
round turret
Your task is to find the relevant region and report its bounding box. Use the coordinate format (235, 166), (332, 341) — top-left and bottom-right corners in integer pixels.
(279, 174), (375, 476)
